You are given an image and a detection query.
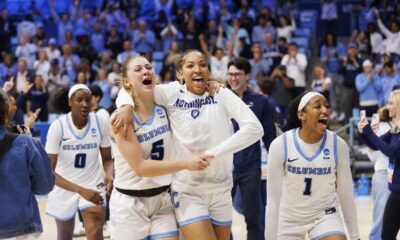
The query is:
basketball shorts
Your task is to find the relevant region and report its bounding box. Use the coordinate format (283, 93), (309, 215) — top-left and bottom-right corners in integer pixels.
(109, 190), (178, 240)
(172, 189), (232, 227)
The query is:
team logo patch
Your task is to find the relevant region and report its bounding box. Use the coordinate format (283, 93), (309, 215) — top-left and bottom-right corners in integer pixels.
(323, 148), (330, 156)
(191, 109), (200, 119)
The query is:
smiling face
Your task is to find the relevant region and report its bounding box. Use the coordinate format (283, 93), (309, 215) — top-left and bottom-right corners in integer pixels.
(176, 51), (209, 95)
(298, 95), (331, 135)
(227, 65), (248, 94)
(69, 89), (92, 119)
(122, 56), (155, 96)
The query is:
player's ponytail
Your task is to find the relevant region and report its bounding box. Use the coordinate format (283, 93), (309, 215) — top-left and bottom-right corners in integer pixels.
(51, 87), (71, 114)
(282, 92), (307, 132)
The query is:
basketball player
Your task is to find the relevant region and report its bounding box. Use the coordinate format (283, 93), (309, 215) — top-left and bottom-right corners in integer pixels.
(109, 55), (212, 240)
(45, 84), (113, 240)
(113, 50), (263, 240)
(266, 92), (360, 240)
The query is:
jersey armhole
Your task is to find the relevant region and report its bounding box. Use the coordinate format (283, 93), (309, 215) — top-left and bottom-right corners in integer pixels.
(57, 118), (64, 145)
(94, 113), (103, 140)
(333, 133), (338, 166)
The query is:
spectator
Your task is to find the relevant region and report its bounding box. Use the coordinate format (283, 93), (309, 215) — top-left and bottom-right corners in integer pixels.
(59, 44), (80, 85)
(280, 42), (307, 97)
(351, 31), (372, 60)
(132, 20), (156, 55)
(181, 17), (201, 51)
(0, 9), (16, 55)
(31, 23), (47, 47)
(267, 65), (295, 124)
(378, 61), (400, 106)
(311, 66), (332, 102)
(34, 49), (50, 83)
(117, 40), (137, 65)
(276, 15), (296, 44)
(368, 23), (383, 59)
(26, 75), (49, 122)
(0, 54), (17, 84)
(15, 35), (37, 70)
(209, 47), (230, 82)
(14, 59), (35, 94)
(252, 15), (270, 44)
(75, 34), (96, 64)
(74, 71), (90, 85)
(91, 24), (105, 53)
(160, 20), (178, 54)
(321, 0), (338, 37)
(105, 25), (123, 58)
(17, 14), (36, 39)
(376, 10), (400, 61)
(201, 20), (221, 55)
(0, 89), (54, 239)
(375, 52), (392, 76)
(320, 33), (346, 119)
(63, 30), (76, 49)
(261, 32), (281, 68)
(249, 44), (271, 89)
(93, 50), (114, 73)
(45, 38), (61, 62)
(355, 59), (381, 117)
(50, 3), (74, 46)
(47, 59), (69, 92)
(339, 44), (362, 123)
(92, 69), (112, 109)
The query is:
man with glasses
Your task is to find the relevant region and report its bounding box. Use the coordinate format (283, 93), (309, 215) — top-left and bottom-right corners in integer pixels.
(227, 58), (275, 240)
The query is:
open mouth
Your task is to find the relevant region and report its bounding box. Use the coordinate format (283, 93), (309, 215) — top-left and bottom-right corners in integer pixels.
(318, 118), (328, 126)
(143, 78), (153, 85)
(193, 77), (204, 83)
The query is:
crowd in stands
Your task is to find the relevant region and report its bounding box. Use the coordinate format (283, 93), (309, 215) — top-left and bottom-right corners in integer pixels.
(0, 0), (400, 127)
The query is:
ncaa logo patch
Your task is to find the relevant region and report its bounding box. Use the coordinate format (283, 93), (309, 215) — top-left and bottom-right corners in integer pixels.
(91, 128), (97, 136)
(323, 148), (330, 156)
(156, 108), (165, 118)
(191, 109), (200, 119)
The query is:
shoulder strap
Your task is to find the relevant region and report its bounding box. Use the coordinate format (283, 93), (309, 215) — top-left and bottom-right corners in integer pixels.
(0, 133), (18, 159)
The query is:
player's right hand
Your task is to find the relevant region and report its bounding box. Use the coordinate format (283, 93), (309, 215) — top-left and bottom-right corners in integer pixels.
(78, 188), (104, 206)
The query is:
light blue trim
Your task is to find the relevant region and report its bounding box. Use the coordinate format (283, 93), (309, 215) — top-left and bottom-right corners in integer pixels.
(58, 119), (64, 144)
(148, 231), (179, 240)
(333, 133), (338, 166)
(178, 215), (210, 226)
(311, 231), (346, 240)
(94, 113), (103, 140)
(293, 128), (327, 161)
(66, 114), (91, 140)
(210, 218), (232, 226)
(283, 133), (287, 163)
(134, 106), (157, 127)
(45, 211), (75, 221)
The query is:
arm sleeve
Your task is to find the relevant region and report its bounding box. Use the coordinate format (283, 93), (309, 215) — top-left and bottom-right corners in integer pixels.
(336, 137), (360, 240)
(265, 136), (285, 240)
(363, 124), (400, 160)
(115, 87), (135, 108)
(29, 138), (55, 194)
(205, 88), (263, 158)
(297, 54), (308, 71)
(45, 119), (63, 154)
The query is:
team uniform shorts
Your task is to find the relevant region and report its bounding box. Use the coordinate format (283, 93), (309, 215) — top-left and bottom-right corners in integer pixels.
(109, 190), (178, 240)
(45, 183), (106, 221)
(277, 207), (346, 240)
(172, 189), (232, 227)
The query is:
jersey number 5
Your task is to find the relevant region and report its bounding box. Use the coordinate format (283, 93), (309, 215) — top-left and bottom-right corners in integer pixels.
(303, 178), (312, 196)
(74, 153), (86, 168)
(151, 139), (164, 160)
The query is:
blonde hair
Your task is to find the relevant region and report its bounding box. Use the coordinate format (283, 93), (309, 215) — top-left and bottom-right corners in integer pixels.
(175, 49), (206, 84)
(119, 55), (148, 101)
(389, 89), (400, 133)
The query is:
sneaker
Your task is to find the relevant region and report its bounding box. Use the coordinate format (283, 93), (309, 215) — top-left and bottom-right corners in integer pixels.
(73, 223), (86, 237)
(103, 221), (110, 238)
(330, 111), (338, 120)
(337, 112), (346, 122)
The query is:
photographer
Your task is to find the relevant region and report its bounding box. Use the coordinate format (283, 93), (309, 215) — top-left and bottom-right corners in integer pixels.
(0, 88), (55, 239)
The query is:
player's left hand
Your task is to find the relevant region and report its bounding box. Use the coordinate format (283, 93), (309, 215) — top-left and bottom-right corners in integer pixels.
(104, 173), (114, 195)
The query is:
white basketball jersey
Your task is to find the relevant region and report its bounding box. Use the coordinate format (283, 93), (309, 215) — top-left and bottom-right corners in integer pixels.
(112, 105), (173, 190)
(280, 128), (339, 220)
(55, 113), (103, 187)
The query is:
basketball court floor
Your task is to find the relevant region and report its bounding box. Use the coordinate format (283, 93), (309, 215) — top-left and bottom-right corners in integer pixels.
(37, 196), (376, 239)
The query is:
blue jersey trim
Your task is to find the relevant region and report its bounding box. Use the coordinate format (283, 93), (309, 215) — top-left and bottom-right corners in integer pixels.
(58, 119), (64, 144)
(45, 211), (76, 222)
(283, 132), (287, 163)
(210, 218), (232, 226)
(293, 128), (327, 161)
(333, 133), (338, 166)
(311, 231), (346, 240)
(134, 106), (157, 127)
(178, 215), (210, 226)
(66, 114), (91, 140)
(94, 113), (103, 140)
(146, 231), (179, 240)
